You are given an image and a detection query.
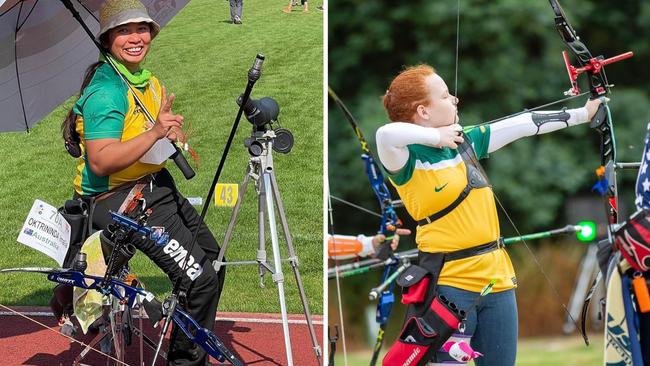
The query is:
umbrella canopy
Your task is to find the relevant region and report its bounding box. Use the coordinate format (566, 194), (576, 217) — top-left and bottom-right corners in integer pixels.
(0, 0), (189, 132)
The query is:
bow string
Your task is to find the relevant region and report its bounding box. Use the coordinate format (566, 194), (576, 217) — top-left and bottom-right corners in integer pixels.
(451, 0), (634, 346)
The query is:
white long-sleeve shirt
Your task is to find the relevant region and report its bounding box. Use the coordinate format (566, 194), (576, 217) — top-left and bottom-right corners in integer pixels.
(376, 108), (589, 172)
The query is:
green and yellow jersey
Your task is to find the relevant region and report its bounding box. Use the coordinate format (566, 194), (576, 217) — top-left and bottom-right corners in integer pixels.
(72, 63), (165, 196)
(387, 125), (517, 293)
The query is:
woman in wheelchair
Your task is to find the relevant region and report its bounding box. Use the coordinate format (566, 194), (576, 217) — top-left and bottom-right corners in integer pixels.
(60, 1), (225, 365)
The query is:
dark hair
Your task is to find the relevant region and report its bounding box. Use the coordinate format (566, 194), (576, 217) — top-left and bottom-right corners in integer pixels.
(61, 61), (104, 158)
(62, 32), (113, 158)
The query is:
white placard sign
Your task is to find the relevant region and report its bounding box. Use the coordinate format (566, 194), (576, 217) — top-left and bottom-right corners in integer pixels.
(140, 139), (176, 165)
(17, 199), (71, 266)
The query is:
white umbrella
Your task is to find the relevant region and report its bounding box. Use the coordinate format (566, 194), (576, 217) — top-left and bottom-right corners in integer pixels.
(0, 0), (189, 132)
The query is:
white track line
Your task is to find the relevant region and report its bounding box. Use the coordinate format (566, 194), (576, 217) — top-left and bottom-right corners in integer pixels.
(0, 311), (323, 325)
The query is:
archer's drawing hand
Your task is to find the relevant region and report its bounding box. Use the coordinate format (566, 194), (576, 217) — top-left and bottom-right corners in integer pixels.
(585, 97), (610, 121)
(372, 228), (412, 252)
(437, 123), (464, 149)
(152, 86), (184, 139)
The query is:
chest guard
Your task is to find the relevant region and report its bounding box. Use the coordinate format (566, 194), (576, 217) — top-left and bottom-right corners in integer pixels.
(417, 135), (490, 226)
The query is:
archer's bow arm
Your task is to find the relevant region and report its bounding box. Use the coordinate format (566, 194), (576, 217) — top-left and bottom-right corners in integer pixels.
(488, 107), (588, 152)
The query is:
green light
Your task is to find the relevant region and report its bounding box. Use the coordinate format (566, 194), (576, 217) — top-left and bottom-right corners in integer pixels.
(576, 221), (597, 242)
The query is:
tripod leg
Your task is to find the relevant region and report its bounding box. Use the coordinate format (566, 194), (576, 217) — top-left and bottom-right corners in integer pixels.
(132, 326), (167, 359)
(74, 325), (110, 365)
(214, 166), (252, 272)
(139, 300), (144, 366)
(109, 298), (125, 364)
(263, 172), (294, 366)
(269, 171), (323, 365)
(257, 167), (268, 287)
(151, 295), (178, 366)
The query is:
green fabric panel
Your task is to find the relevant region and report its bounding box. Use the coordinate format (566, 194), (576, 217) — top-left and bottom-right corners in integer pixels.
(386, 124), (492, 185)
(80, 155), (109, 195)
(73, 63), (129, 140)
(74, 63), (128, 194)
(465, 125), (491, 160)
(409, 143), (459, 163)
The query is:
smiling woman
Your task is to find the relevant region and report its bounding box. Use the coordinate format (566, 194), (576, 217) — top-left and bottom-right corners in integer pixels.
(104, 22), (152, 72)
(58, 0), (226, 365)
(0, 0), (323, 363)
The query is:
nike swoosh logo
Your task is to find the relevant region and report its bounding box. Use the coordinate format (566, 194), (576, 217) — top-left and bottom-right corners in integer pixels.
(434, 183), (448, 192)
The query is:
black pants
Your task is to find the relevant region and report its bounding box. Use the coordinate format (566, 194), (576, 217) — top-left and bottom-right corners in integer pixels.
(92, 169), (225, 366)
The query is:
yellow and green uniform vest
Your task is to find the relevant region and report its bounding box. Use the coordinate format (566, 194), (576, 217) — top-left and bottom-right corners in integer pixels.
(387, 125), (517, 293)
(72, 63), (165, 195)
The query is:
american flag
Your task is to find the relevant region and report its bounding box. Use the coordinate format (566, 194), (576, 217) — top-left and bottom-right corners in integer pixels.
(635, 123), (650, 209)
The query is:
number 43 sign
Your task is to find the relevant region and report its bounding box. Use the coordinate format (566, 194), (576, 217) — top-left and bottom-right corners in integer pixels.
(215, 183), (239, 207)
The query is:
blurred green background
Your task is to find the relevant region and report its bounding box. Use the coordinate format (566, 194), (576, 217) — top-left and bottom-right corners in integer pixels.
(328, 0), (650, 364)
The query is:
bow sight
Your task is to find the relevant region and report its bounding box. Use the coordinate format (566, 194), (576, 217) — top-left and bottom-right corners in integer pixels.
(550, 0), (633, 98)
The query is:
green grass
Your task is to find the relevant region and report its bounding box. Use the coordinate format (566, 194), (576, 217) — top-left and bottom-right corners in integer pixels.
(333, 335), (604, 365)
(516, 335), (604, 365)
(0, 0), (323, 314)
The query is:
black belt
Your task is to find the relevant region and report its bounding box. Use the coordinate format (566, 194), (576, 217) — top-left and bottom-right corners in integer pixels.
(443, 238), (504, 261)
(415, 238), (505, 294)
(418, 238), (505, 271)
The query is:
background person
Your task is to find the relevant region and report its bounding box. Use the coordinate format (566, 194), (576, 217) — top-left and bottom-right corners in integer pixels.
(328, 228), (412, 260)
(60, 1), (225, 364)
(229, 0), (243, 24)
(282, 0), (308, 13)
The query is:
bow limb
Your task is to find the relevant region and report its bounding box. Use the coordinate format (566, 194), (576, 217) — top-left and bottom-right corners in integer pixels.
(1, 268), (151, 306)
(549, 0), (635, 230)
(0, 267), (155, 308)
(471, 1), (631, 131)
(0, 268), (131, 365)
(0, 267), (69, 274)
(328, 88), (405, 365)
(171, 308), (244, 366)
(549, 0), (615, 99)
(328, 87), (401, 260)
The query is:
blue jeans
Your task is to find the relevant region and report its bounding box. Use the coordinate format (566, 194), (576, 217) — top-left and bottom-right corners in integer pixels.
(431, 285), (518, 366)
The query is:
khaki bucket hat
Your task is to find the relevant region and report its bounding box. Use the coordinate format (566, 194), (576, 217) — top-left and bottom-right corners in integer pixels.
(98, 0), (161, 40)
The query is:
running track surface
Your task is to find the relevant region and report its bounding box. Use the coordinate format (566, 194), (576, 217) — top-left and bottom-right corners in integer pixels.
(0, 306), (323, 366)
